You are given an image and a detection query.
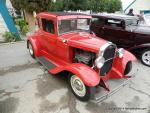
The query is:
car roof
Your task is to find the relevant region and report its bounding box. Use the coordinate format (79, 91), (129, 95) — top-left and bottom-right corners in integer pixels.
(38, 12), (88, 17)
(50, 12), (89, 16)
(37, 12), (91, 20)
(92, 13), (138, 20)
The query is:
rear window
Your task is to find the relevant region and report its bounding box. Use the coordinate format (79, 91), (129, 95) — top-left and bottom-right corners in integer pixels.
(106, 19), (122, 28)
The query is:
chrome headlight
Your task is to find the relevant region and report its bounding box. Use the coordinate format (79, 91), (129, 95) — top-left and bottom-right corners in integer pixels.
(95, 56), (105, 69)
(117, 48), (124, 58)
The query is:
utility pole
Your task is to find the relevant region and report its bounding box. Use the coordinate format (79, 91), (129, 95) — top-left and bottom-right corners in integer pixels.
(0, 0), (20, 40)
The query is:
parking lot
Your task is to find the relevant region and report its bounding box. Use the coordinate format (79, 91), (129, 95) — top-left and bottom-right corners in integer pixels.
(0, 41), (150, 113)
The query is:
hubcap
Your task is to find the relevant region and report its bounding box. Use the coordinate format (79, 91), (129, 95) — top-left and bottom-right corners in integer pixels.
(70, 75), (86, 97)
(29, 43), (33, 55)
(142, 51), (150, 66)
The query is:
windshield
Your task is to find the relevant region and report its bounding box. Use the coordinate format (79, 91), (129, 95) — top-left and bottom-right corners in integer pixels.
(58, 18), (90, 35)
(125, 19), (138, 26)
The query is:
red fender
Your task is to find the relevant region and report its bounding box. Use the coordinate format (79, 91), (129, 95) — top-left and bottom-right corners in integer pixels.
(49, 63), (100, 87)
(108, 50), (136, 79)
(27, 36), (41, 58)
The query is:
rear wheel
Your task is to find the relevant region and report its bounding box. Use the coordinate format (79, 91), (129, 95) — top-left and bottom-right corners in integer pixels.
(69, 74), (95, 101)
(141, 49), (150, 67)
(28, 42), (35, 58)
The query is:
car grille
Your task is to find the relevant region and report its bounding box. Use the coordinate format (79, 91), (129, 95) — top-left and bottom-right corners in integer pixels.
(100, 45), (116, 76)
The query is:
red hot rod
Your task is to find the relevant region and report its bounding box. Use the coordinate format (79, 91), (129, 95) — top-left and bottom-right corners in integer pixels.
(27, 12), (136, 101)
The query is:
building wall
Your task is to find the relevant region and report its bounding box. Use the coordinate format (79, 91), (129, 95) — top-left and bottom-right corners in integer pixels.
(125, 0), (150, 14)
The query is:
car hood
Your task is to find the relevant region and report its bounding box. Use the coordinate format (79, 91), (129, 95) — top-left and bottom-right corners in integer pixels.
(129, 26), (150, 35)
(60, 32), (108, 53)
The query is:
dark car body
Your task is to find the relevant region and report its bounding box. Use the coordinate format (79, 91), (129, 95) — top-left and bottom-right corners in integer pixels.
(90, 14), (150, 66)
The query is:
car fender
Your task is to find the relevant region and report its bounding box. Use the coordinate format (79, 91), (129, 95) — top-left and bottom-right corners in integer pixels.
(27, 36), (41, 57)
(129, 43), (150, 51)
(49, 63), (100, 87)
(109, 50), (136, 79)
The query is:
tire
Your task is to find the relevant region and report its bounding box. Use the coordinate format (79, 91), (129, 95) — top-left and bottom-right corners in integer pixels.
(140, 49), (150, 67)
(68, 74), (95, 101)
(28, 42), (35, 58)
(124, 61), (132, 75)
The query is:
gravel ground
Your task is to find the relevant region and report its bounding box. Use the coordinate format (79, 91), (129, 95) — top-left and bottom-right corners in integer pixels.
(0, 41), (150, 113)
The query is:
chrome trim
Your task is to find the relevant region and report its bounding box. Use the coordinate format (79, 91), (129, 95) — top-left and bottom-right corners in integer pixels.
(95, 42), (117, 69)
(99, 42), (117, 57)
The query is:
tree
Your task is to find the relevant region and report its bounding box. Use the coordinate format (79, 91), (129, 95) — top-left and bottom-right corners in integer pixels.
(61, 0), (89, 11)
(11, 0), (122, 13)
(11, 0), (54, 13)
(88, 0), (122, 13)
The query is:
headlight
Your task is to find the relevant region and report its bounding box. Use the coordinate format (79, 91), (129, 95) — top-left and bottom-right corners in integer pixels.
(117, 48), (124, 58)
(95, 56), (105, 68)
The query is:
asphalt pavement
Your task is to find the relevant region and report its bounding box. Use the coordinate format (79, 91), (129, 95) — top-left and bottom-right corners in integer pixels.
(0, 41), (150, 113)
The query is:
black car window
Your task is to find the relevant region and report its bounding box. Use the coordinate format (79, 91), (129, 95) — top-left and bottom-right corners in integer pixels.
(42, 19), (55, 34)
(106, 19), (122, 28)
(92, 17), (104, 25)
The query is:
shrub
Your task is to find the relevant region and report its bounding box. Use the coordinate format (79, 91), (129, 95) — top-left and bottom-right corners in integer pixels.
(2, 32), (19, 42)
(22, 25), (29, 35)
(15, 19), (29, 35)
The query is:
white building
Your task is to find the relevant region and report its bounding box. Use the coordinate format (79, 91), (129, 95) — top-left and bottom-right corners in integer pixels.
(123, 0), (150, 14)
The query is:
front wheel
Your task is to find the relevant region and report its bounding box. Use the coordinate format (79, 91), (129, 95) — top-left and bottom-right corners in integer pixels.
(28, 42), (35, 58)
(141, 49), (150, 67)
(69, 74), (95, 101)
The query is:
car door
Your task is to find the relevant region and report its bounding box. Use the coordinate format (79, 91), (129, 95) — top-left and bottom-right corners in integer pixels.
(103, 18), (135, 49)
(40, 18), (57, 55)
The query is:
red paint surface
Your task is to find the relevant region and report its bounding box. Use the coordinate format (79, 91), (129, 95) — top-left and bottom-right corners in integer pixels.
(27, 12), (136, 87)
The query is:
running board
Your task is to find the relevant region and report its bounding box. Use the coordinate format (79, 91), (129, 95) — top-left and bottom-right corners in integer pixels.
(94, 78), (132, 103)
(36, 56), (56, 70)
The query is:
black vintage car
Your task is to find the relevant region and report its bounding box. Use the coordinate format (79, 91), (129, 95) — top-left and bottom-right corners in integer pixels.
(90, 14), (150, 67)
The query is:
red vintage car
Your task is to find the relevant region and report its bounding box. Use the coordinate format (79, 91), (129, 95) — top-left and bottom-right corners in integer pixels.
(27, 12), (136, 101)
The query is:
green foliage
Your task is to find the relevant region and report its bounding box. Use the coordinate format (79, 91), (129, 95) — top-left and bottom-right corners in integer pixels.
(22, 25), (29, 35)
(15, 19), (29, 35)
(11, 0), (53, 13)
(87, 0), (122, 13)
(11, 0), (122, 13)
(63, 0), (89, 11)
(2, 32), (19, 42)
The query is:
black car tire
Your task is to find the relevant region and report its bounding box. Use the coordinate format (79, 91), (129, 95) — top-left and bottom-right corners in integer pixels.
(28, 42), (35, 58)
(68, 74), (95, 101)
(141, 49), (150, 67)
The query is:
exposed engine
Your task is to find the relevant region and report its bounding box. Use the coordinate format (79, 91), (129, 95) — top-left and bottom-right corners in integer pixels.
(74, 49), (96, 67)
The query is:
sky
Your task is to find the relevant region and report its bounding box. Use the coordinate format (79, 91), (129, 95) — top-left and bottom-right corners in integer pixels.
(121, 0), (134, 10)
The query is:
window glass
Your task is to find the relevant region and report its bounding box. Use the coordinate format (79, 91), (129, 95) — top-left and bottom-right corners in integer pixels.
(145, 15), (150, 21)
(92, 17), (104, 25)
(58, 18), (90, 35)
(42, 19), (55, 34)
(126, 19), (138, 26)
(106, 19), (122, 28)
